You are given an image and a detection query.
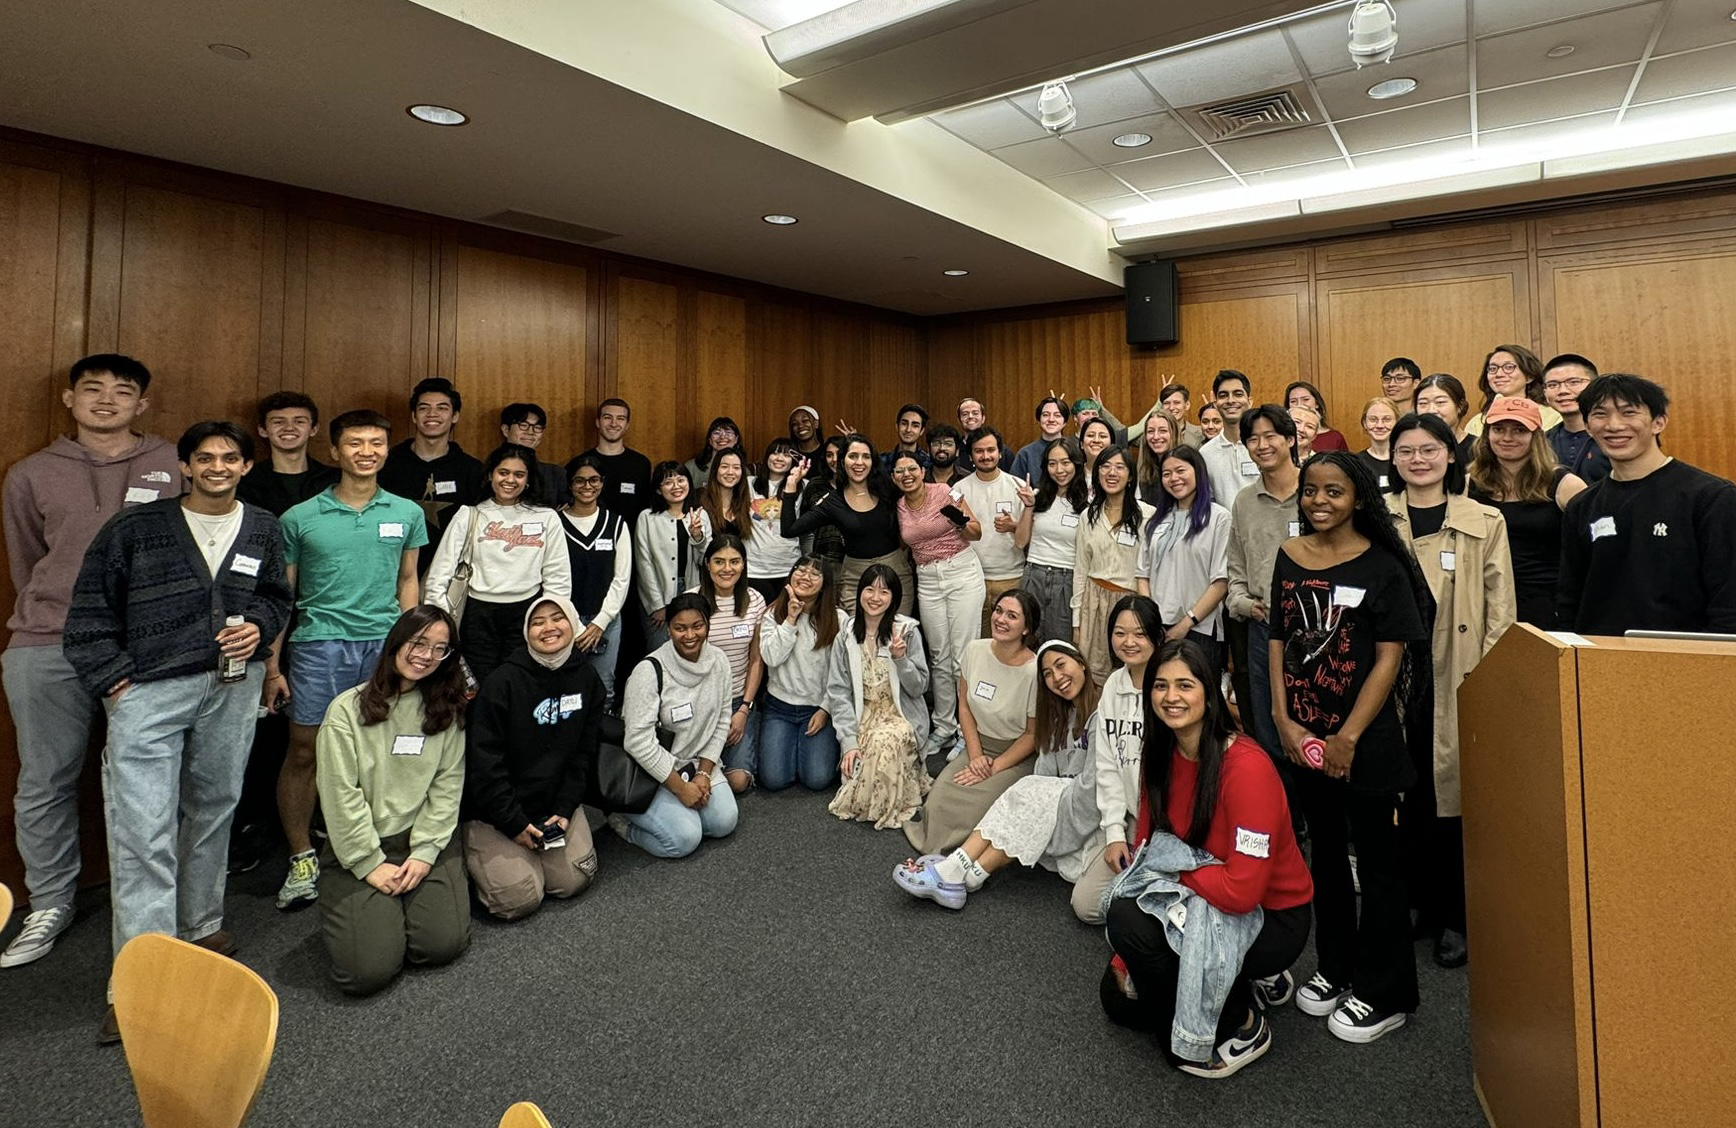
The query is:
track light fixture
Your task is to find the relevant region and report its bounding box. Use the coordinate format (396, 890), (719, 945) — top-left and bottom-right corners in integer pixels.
(1036, 80), (1077, 133)
(1348, 0), (1398, 68)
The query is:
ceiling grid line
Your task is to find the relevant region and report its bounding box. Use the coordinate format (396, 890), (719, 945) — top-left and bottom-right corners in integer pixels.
(1613, 0), (1676, 124)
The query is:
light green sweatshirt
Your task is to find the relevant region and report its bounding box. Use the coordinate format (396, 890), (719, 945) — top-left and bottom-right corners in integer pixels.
(316, 686), (466, 879)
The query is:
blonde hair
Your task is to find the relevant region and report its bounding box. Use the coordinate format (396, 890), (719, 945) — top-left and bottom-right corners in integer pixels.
(1467, 421), (1560, 503)
(1138, 411), (1180, 486)
(1359, 396), (1401, 430)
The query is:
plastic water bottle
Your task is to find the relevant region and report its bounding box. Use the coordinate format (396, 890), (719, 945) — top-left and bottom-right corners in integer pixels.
(1301, 736), (1327, 769)
(220, 615), (248, 683)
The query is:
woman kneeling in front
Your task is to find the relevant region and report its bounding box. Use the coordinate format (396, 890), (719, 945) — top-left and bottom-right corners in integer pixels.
(316, 606), (471, 996)
(461, 596), (605, 920)
(1100, 639), (1312, 1079)
(608, 592), (739, 857)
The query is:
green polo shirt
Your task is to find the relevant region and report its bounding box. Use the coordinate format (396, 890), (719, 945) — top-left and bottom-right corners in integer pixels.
(281, 487), (427, 642)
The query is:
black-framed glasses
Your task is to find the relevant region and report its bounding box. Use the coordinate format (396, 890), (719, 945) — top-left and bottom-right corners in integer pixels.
(407, 640), (453, 659)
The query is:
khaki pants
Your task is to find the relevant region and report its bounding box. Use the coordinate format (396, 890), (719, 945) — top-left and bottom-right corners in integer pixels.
(462, 811), (597, 921)
(318, 832), (470, 996)
(980, 575), (1024, 637)
(1071, 849), (1119, 924)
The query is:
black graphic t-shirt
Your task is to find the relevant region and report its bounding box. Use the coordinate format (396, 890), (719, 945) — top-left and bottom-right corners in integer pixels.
(1271, 544), (1426, 792)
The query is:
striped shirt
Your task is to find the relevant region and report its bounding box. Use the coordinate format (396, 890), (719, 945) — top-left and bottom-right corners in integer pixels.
(691, 585), (768, 697)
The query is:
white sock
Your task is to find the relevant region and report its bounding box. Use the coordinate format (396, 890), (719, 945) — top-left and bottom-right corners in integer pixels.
(960, 853), (990, 891)
(935, 849), (969, 885)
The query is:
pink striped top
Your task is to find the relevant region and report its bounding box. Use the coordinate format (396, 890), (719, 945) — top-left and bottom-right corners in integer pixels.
(897, 483), (971, 567)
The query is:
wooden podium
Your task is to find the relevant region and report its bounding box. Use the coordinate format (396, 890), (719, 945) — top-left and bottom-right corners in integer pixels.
(1459, 625), (1736, 1128)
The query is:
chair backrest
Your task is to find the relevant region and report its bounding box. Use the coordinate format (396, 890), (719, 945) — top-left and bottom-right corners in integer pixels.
(113, 933), (279, 1128)
(0, 882), (12, 927)
(499, 1102), (553, 1128)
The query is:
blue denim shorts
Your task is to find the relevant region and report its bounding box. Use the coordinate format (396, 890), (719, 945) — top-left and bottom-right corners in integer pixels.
(286, 638), (386, 726)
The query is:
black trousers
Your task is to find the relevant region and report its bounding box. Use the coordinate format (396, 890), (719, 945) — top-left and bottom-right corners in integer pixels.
(1225, 616), (1252, 728)
(1401, 760), (1467, 935)
(1297, 769), (1418, 1014)
(1101, 897), (1312, 1054)
(459, 596), (537, 684)
(235, 709), (289, 832)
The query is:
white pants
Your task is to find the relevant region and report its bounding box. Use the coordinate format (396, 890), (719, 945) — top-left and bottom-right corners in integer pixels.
(915, 552), (986, 749)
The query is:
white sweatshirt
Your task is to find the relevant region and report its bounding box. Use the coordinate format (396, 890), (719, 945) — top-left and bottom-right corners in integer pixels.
(424, 501), (571, 608)
(761, 608), (848, 707)
(620, 641), (733, 783)
(1092, 664), (1146, 843)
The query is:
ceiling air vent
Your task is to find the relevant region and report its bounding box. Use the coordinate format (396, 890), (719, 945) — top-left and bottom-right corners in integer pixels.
(1183, 85), (1314, 141)
(479, 209), (621, 245)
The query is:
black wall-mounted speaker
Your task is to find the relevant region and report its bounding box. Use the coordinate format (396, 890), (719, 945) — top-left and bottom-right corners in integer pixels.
(1125, 260), (1179, 347)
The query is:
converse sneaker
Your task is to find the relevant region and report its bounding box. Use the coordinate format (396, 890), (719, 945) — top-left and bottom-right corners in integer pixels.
(1328, 994), (1408, 1043)
(275, 850), (320, 910)
(1, 906), (73, 968)
(1295, 971), (1350, 1017)
(1252, 970), (1295, 1010)
(891, 858), (966, 910)
(1178, 1012), (1271, 1080)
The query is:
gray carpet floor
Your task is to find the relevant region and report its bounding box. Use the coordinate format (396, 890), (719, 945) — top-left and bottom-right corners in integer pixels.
(0, 787), (1488, 1128)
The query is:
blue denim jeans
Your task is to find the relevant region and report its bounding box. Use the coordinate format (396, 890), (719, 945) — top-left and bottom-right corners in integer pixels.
(720, 695), (762, 784)
(286, 638), (385, 726)
(619, 780), (739, 858)
(580, 616), (623, 707)
(757, 695), (839, 791)
(3, 645), (100, 911)
(102, 666), (265, 956)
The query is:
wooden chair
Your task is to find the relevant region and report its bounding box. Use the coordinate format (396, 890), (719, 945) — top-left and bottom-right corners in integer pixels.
(0, 881), (12, 928)
(112, 933), (279, 1128)
(499, 1102), (553, 1128)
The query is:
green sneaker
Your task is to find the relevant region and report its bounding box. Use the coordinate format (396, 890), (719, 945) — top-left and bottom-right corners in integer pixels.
(275, 850), (320, 910)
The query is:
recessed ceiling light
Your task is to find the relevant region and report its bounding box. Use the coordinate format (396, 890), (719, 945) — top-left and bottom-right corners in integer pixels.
(1546, 44), (1576, 59)
(761, 214), (799, 225)
(207, 43), (250, 61)
(1367, 77), (1418, 100)
(1112, 132), (1153, 148)
(407, 104), (468, 126)
(942, 269), (970, 276)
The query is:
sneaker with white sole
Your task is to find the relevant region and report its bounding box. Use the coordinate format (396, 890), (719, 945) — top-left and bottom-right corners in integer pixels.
(1, 905), (73, 968)
(1178, 1012), (1271, 1079)
(1252, 970), (1295, 1010)
(1295, 971), (1350, 1017)
(275, 850), (320, 910)
(1328, 994), (1407, 1043)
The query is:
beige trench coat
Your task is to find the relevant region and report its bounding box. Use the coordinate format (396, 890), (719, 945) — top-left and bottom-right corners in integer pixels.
(1387, 494), (1517, 817)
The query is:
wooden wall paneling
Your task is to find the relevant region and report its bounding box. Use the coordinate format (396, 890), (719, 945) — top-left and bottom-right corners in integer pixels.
(808, 309), (873, 446)
(924, 322), (982, 423)
(747, 301), (813, 455)
(866, 319), (927, 449)
(611, 274), (682, 466)
(1532, 190), (1736, 255)
(1176, 245), (1310, 291)
(1541, 247), (1736, 478)
(1147, 283), (1314, 410)
(693, 290), (750, 458)
(450, 243), (591, 461)
(1313, 220), (1530, 277)
(1315, 261), (1530, 427)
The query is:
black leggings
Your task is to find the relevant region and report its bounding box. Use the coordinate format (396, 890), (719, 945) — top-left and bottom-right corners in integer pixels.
(1101, 898), (1312, 1056)
(459, 596), (537, 684)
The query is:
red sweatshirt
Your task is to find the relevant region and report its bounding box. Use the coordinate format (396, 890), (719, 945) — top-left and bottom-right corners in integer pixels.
(1132, 734), (1312, 914)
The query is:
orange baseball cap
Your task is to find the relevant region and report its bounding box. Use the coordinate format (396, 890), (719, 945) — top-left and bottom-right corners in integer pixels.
(1484, 395), (1542, 431)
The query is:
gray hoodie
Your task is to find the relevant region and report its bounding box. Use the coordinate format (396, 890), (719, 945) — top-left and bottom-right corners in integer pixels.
(3, 435), (182, 648)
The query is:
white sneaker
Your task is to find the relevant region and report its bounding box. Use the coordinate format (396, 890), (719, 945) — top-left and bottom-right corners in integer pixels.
(1295, 971), (1351, 1017)
(1, 906), (73, 968)
(1328, 994), (1408, 1043)
(1178, 1013), (1271, 1079)
(1252, 970), (1295, 1009)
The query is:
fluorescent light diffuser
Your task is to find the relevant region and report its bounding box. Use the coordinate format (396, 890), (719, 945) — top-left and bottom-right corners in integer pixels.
(765, 0), (1033, 78)
(1114, 200), (1302, 243)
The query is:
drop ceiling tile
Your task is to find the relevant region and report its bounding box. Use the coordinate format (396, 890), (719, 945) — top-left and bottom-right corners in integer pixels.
(1136, 178), (1239, 207)
(1061, 113), (1201, 165)
(1009, 69), (1166, 132)
(1085, 194), (1154, 221)
(1110, 147), (1232, 191)
(1474, 0), (1638, 37)
(1476, 3), (1661, 85)
(1240, 157), (1353, 190)
(1043, 167), (1136, 203)
(1336, 96), (1473, 153)
(1477, 66), (1637, 131)
(1136, 30), (1301, 108)
(928, 99), (1047, 150)
(1479, 111), (1622, 155)
(1215, 125), (1345, 174)
(1654, 0), (1736, 53)
(1622, 86), (1736, 122)
(991, 135), (1096, 178)
(1290, 0), (1469, 77)
(1314, 44), (1469, 120)
(1350, 135), (1477, 169)
(1633, 42), (1736, 102)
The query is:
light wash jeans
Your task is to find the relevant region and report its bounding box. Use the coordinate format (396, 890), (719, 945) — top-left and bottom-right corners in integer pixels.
(757, 695), (839, 791)
(619, 780), (739, 858)
(720, 695), (763, 785)
(581, 616), (623, 707)
(3, 645), (100, 912)
(102, 666), (265, 956)
(915, 552), (985, 750)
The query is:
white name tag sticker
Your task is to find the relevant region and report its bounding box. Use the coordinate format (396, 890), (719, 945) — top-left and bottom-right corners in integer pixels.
(1238, 459), (1258, 476)
(1377, 474), (1390, 488)
(595, 538), (614, 551)
(378, 522), (404, 539)
(731, 622), (754, 639)
(558, 693), (583, 713)
(669, 701), (695, 723)
(995, 501), (1013, 516)
(619, 482), (636, 495)
(1234, 827), (1271, 859)
(973, 680), (997, 701)
(142, 470), (173, 484)
(1440, 550), (1456, 572)
(1061, 513), (1080, 528)
(1116, 530), (1137, 546)
(522, 522), (544, 536)
(230, 554), (261, 577)
(124, 487), (159, 505)
(434, 480), (457, 495)
(390, 734), (425, 756)
(1288, 521), (1301, 538)
(1332, 585), (1366, 608)
(949, 487), (964, 502)
(1590, 516), (1617, 540)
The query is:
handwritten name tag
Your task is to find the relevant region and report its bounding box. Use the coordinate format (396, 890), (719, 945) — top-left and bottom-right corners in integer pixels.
(1061, 514), (1080, 528)
(1590, 516), (1617, 540)
(619, 482), (636, 495)
(1332, 585), (1366, 608)
(434, 480), (457, 496)
(595, 538), (614, 551)
(669, 702), (695, 723)
(973, 680), (997, 701)
(390, 734), (425, 756)
(124, 487), (159, 505)
(230, 554), (261, 577)
(378, 522), (404, 539)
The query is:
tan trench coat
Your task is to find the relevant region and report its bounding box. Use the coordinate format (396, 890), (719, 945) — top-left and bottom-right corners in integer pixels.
(1387, 493), (1517, 817)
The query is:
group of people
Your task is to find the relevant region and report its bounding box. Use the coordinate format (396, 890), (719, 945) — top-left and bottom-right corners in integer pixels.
(3, 350), (1732, 1077)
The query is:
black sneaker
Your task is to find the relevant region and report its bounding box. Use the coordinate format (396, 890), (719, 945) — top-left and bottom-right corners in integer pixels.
(1178, 1013), (1271, 1079)
(1295, 971), (1350, 1016)
(1252, 970), (1294, 1010)
(1328, 994), (1408, 1043)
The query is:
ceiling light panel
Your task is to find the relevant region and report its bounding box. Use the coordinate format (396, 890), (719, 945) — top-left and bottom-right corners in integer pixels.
(1475, 3), (1662, 83)
(1008, 70), (1165, 134)
(1312, 42), (1467, 119)
(1060, 114), (1202, 165)
(713, 0), (855, 31)
(1477, 66), (1637, 131)
(1632, 40), (1736, 102)
(1653, 0), (1736, 54)
(1085, 194), (1154, 220)
(1136, 29), (1301, 108)
(1478, 111), (1623, 155)
(407, 104), (467, 125)
(1623, 86), (1736, 123)
(764, 0), (1031, 77)
(1286, 0), (1466, 77)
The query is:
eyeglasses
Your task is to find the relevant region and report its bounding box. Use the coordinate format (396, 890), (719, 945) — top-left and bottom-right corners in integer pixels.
(572, 475), (604, 487)
(1381, 374), (1413, 384)
(1394, 444), (1447, 460)
(512, 422), (547, 433)
(1486, 361), (1520, 376)
(1543, 377), (1588, 392)
(791, 563), (825, 579)
(406, 640), (452, 659)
